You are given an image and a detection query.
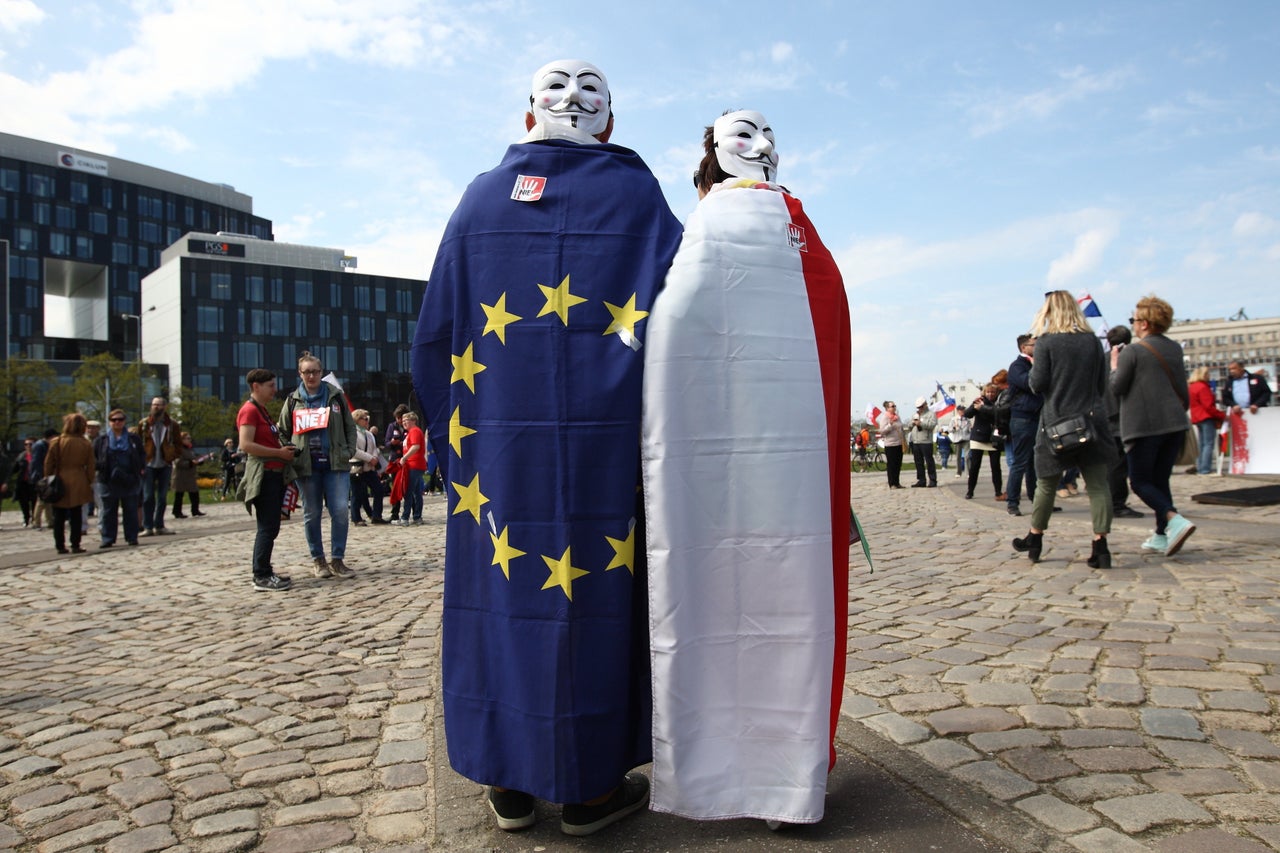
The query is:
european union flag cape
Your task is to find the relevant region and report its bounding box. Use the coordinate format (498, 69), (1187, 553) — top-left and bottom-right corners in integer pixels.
(412, 139), (681, 803)
(642, 180), (851, 822)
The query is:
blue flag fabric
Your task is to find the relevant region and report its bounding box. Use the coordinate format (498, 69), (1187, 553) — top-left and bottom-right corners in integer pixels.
(412, 139), (682, 803)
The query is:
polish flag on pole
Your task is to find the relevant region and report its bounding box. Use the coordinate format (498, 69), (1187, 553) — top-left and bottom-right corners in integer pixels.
(865, 402), (883, 425)
(931, 383), (956, 419)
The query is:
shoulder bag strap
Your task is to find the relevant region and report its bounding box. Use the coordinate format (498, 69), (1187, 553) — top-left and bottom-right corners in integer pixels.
(1136, 339), (1181, 396)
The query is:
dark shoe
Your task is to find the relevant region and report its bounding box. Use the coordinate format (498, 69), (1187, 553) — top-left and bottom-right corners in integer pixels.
(127, 541), (139, 547)
(56, 547), (69, 555)
(352, 519), (367, 526)
(329, 558), (355, 578)
(1012, 531), (1043, 562)
(154, 528), (174, 536)
(1114, 505), (1144, 519)
(191, 511), (206, 517)
(370, 517), (390, 525)
(487, 788), (536, 832)
(70, 546), (86, 554)
(994, 493), (1007, 501)
(100, 541), (114, 548)
(1052, 506), (1063, 512)
(1087, 537), (1112, 569)
(313, 557), (334, 578)
(172, 512), (187, 518)
(928, 482), (937, 487)
(911, 482), (926, 488)
(561, 772), (650, 837)
(253, 574), (292, 592)
(965, 492), (973, 499)
(1008, 506), (1022, 516)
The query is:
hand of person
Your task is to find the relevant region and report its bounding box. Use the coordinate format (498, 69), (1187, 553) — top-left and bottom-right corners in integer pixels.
(1250, 404), (1260, 415)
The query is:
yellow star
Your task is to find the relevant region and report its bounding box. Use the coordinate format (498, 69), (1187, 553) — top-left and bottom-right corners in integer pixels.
(537, 275), (588, 326)
(604, 525), (637, 574)
(451, 473), (489, 523)
(541, 546), (590, 601)
(481, 292), (522, 344)
(448, 406), (477, 458)
(490, 526), (526, 580)
(602, 293), (649, 340)
(450, 342), (486, 393)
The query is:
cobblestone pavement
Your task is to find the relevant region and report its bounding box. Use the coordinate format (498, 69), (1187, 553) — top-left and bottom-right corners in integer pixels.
(0, 471), (1276, 852)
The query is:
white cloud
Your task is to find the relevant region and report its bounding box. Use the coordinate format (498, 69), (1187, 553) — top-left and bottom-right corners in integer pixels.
(1047, 227), (1115, 286)
(1233, 212), (1279, 239)
(770, 42), (794, 63)
(0, 0), (43, 34)
(964, 65), (1133, 137)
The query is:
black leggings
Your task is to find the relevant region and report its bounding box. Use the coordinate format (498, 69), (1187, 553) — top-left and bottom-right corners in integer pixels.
(967, 449), (1003, 497)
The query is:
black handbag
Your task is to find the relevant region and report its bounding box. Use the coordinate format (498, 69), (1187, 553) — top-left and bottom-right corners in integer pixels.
(36, 474), (64, 503)
(1043, 415), (1096, 456)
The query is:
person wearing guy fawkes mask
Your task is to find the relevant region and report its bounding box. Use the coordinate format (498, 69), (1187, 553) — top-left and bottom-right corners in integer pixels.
(411, 59), (680, 837)
(641, 109), (852, 827)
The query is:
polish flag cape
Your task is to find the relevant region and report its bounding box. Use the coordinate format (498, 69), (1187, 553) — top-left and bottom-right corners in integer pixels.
(642, 180), (851, 823)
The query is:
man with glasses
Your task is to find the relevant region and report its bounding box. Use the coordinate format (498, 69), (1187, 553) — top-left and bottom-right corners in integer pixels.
(279, 352), (358, 579)
(136, 397), (182, 536)
(95, 409), (145, 547)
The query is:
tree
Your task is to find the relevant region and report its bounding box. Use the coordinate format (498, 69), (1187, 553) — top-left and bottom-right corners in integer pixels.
(68, 353), (154, 423)
(170, 385), (239, 448)
(0, 359), (66, 445)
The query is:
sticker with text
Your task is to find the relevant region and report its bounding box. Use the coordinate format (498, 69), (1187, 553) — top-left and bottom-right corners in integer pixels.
(511, 175), (547, 202)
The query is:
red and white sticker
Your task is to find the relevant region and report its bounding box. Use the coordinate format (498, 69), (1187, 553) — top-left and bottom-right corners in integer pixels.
(511, 175), (547, 202)
(293, 406), (331, 434)
(787, 222), (808, 252)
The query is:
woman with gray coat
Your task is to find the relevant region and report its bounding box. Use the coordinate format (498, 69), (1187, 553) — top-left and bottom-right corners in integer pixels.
(1110, 295), (1194, 556)
(1012, 291), (1117, 568)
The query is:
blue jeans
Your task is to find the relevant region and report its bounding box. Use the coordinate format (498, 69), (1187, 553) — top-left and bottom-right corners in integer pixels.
(142, 465), (171, 531)
(1006, 415), (1038, 508)
(101, 493), (140, 545)
(1195, 421), (1217, 474)
(406, 469), (424, 521)
(298, 466), (350, 560)
(1127, 431), (1183, 534)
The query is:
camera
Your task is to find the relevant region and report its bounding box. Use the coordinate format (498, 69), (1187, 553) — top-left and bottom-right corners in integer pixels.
(290, 445), (302, 457)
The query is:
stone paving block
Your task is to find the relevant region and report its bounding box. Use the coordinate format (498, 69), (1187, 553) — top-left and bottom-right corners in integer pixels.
(1213, 730), (1280, 759)
(12, 794), (101, 830)
(1206, 691), (1272, 712)
(180, 790), (269, 821)
(23, 724), (90, 748)
(1153, 828), (1273, 853)
(276, 778), (321, 805)
(1152, 739), (1233, 768)
(1067, 747), (1164, 773)
(176, 773), (234, 800)
(1018, 704), (1075, 728)
(169, 748), (225, 770)
(940, 665), (991, 684)
(1141, 708), (1206, 741)
(887, 692), (962, 714)
(25, 804), (113, 843)
(1142, 768), (1250, 795)
(372, 741), (428, 766)
(380, 763), (428, 790)
(129, 799), (172, 827)
(0, 756), (60, 782)
(153, 736), (208, 759)
(1201, 793), (1280, 822)
(1150, 686), (1203, 709)
(861, 713), (930, 745)
(9, 782), (77, 812)
(1014, 793), (1098, 833)
(951, 760), (1037, 800)
(838, 693), (884, 719)
(190, 808), (260, 838)
(365, 813), (426, 843)
(318, 771), (373, 796)
(911, 738), (980, 770)
(256, 821), (355, 853)
(174, 700), (240, 721)
(35, 817), (127, 853)
(1068, 827), (1151, 852)
(1058, 729), (1144, 749)
(1096, 683), (1145, 704)
(0, 823), (21, 847)
(102, 824), (178, 853)
(1245, 822), (1280, 849)
(999, 747), (1082, 782)
(273, 796), (362, 826)
(926, 707), (1021, 735)
(232, 750), (306, 774)
(1240, 760), (1280, 791)
(968, 730), (1052, 753)
(1093, 791), (1213, 833)
(106, 777), (169, 808)
(1074, 707), (1137, 728)
(197, 829), (260, 853)
(367, 788), (427, 816)
(114, 757), (165, 779)
(1054, 773), (1149, 803)
(69, 767), (115, 792)
(962, 683), (1036, 707)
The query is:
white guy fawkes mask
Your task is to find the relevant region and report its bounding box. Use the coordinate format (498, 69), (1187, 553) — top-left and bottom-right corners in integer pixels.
(529, 59), (611, 136)
(713, 109), (779, 183)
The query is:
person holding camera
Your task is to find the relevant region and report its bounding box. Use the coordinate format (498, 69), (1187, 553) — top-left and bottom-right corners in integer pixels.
(907, 397), (938, 487)
(236, 368), (298, 592)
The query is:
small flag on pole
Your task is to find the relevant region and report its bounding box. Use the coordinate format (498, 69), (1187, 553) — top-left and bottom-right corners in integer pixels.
(1077, 293), (1110, 343)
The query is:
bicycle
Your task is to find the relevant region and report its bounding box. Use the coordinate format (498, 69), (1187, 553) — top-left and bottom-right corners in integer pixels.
(851, 445), (886, 473)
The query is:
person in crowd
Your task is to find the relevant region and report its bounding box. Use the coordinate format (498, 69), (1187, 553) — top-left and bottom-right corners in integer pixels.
(43, 412), (96, 555)
(383, 404), (410, 523)
(907, 397), (938, 488)
(878, 401), (905, 489)
(1221, 359), (1272, 414)
(171, 433), (208, 518)
(1111, 295), (1196, 556)
(1103, 326), (1143, 518)
(1004, 334), (1043, 516)
(641, 108), (850, 826)
(963, 385), (1004, 500)
(236, 368), (296, 591)
(1011, 291), (1116, 568)
(219, 439), (243, 500)
(137, 396), (182, 536)
(83, 419), (101, 530)
(95, 408), (145, 547)
(279, 352), (357, 580)
(411, 59), (680, 836)
(1056, 468), (1079, 499)
(398, 412), (427, 525)
(10, 438), (36, 527)
(349, 409), (387, 525)
(949, 408), (971, 478)
(1188, 366), (1226, 475)
(936, 428), (952, 471)
(28, 428), (57, 530)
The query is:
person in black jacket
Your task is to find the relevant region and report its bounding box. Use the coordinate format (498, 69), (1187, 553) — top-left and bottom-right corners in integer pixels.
(95, 408), (146, 547)
(1004, 334), (1044, 517)
(1221, 360), (1272, 415)
(963, 384), (1004, 500)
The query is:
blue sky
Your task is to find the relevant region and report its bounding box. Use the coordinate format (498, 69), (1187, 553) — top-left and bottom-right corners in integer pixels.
(3, 1), (1279, 410)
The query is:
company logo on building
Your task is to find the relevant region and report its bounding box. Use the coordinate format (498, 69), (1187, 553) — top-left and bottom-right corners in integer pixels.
(187, 239), (246, 258)
(57, 151), (110, 176)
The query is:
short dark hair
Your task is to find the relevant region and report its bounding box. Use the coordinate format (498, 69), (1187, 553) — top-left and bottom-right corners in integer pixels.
(694, 113), (736, 194)
(1017, 334), (1033, 348)
(393, 403), (410, 418)
(246, 368), (275, 386)
(1106, 326), (1132, 347)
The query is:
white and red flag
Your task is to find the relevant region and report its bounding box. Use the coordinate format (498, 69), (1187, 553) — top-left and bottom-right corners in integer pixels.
(642, 180), (850, 823)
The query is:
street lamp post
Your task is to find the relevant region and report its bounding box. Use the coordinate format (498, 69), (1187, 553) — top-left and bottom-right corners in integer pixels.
(121, 307), (154, 416)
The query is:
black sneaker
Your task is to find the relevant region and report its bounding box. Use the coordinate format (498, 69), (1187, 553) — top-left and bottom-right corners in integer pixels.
(1114, 505), (1144, 519)
(487, 788), (536, 831)
(253, 574), (292, 592)
(560, 772), (649, 837)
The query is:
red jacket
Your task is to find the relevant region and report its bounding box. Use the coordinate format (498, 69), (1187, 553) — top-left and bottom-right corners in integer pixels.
(1189, 381), (1225, 425)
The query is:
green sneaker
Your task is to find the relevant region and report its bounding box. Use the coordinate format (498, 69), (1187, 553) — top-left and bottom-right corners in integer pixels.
(1141, 533), (1168, 552)
(1164, 514), (1196, 556)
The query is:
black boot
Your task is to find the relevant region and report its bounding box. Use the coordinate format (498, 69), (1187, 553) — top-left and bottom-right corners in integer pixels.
(1087, 537), (1112, 569)
(1012, 531), (1043, 562)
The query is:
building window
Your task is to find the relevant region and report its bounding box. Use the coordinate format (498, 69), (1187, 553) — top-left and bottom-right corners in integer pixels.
(366, 347), (381, 372)
(167, 226), (182, 245)
(70, 181), (89, 204)
(319, 315), (331, 337)
(385, 319), (400, 343)
(27, 173), (54, 197)
(329, 282), (343, 308)
(247, 275), (264, 302)
(139, 221), (161, 243)
(33, 202), (51, 224)
(269, 310), (289, 336)
(89, 211), (108, 234)
(117, 216), (129, 237)
(49, 233), (70, 256)
(0, 168), (18, 191)
(196, 305), (221, 333)
(197, 339), (219, 365)
(15, 227), (37, 251)
(211, 272), (232, 300)
(75, 235), (93, 258)
(102, 186), (113, 208)
(359, 317), (375, 339)
(355, 286), (370, 310)
(56, 205), (76, 228)
(343, 346), (354, 371)
(294, 314), (307, 337)
(295, 279), (312, 306)
(250, 309), (265, 335)
(375, 288), (386, 312)
(235, 341), (262, 365)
